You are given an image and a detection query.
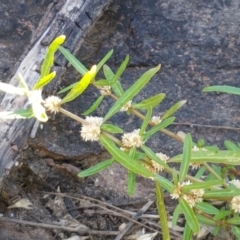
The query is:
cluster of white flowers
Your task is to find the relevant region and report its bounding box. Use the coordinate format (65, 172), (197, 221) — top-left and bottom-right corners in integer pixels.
(122, 129), (144, 148)
(151, 116), (162, 125)
(170, 181), (204, 208)
(99, 86), (111, 96)
(190, 146), (207, 169)
(230, 179), (240, 213)
(120, 100), (132, 112)
(44, 96), (62, 113)
(80, 116), (104, 141)
(151, 152), (169, 172)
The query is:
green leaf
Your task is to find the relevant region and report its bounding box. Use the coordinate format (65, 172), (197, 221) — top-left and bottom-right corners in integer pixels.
(18, 73), (29, 91)
(181, 180), (223, 193)
(203, 85), (240, 95)
(212, 226), (221, 236)
(61, 65), (96, 104)
(99, 134), (153, 178)
(224, 140), (240, 152)
(179, 198), (199, 233)
(82, 95), (104, 116)
(58, 82), (77, 94)
(154, 174), (174, 192)
(173, 168), (178, 185)
(183, 222), (193, 240)
(94, 79), (110, 87)
(0, 108), (34, 119)
(59, 46), (88, 75)
(227, 216), (240, 225)
(171, 150), (240, 165)
(141, 145), (169, 169)
(140, 107), (152, 135)
(103, 65), (161, 121)
(103, 64), (124, 97)
(127, 171), (136, 196)
(195, 202), (219, 214)
(133, 93), (166, 110)
(161, 100), (187, 120)
(78, 158), (114, 177)
(144, 117), (175, 140)
(213, 208), (231, 220)
(41, 35), (65, 78)
(172, 204), (182, 226)
(179, 133), (192, 183)
(33, 71), (56, 90)
(196, 214), (216, 226)
(155, 181), (170, 240)
(96, 49), (113, 73)
(204, 189), (240, 199)
(101, 124), (123, 133)
(194, 165), (206, 179)
(109, 55), (129, 85)
(232, 226), (240, 239)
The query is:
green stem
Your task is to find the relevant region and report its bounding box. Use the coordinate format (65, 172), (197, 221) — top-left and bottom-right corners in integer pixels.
(155, 181), (170, 240)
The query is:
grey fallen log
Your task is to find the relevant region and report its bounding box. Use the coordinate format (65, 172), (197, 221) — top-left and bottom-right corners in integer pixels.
(0, 0), (112, 188)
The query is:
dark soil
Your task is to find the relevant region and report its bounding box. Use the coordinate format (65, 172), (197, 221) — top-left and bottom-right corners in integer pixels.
(1, 0), (240, 239)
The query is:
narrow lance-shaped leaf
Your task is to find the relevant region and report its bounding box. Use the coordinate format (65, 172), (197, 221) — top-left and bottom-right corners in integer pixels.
(179, 198), (199, 233)
(78, 158), (114, 177)
(104, 65), (161, 121)
(96, 49), (113, 73)
(181, 179), (223, 193)
(109, 55), (129, 85)
(59, 46), (88, 75)
(99, 134), (153, 178)
(82, 95), (104, 116)
(172, 204), (182, 227)
(0, 82), (25, 95)
(203, 85), (240, 95)
(224, 140), (240, 152)
(61, 65), (97, 104)
(183, 222), (194, 240)
(204, 189), (240, 198)
(128, 147), (137, 196)
(196, 214), (217, 226)
(161, 100), (187, 120)
(179, 133), (192, 183)
(18, 73), (29, 91)
(0, 108), (34, 119)
(133, 93), (166, 110)
(41, 35), (65, 78)
(101, 124), (123, 134)
(171, 150), (240, 165)
(140, 107), (152, 135)
(141, 145), (169, 169)
(103, 64), (124, 97)
(232, 226), (240, 239)
(154, 174), (174, 192)
(33, 71), (56, 90)
(195, 202), (219, 215)
(144, 117), (175, 141)
(155, 181), (171, 240)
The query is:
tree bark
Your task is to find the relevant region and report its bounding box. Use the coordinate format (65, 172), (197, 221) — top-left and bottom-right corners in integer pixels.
(0, 0), (112, 187)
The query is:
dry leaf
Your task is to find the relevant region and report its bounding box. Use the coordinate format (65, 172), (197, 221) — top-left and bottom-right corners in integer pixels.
(136, 232), (158, 240)
(8, 198), (33, 209)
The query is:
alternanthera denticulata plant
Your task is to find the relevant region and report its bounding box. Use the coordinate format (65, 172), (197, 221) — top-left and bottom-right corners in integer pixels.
(2, 36), (240, 240)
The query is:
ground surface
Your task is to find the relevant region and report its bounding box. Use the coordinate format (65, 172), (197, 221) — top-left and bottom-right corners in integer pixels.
(1, 0), (240, 239)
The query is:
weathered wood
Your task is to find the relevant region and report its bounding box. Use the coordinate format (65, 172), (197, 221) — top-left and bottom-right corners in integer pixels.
(0, 0), (112, 187)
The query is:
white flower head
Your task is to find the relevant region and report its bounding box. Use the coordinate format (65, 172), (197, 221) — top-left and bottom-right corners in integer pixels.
(190, 162), (202, 170)
(170, 181), (204, 207)
(230, 179), (240, 189)
(120, 100), (132, 112)
(122, 129), (144, 148)
(151, 152), (169, 172)
(100, 86), (111, 96)
(151, 116), (162, 125)
(80, 116), (103, 141)
(44, 96), (62, 113)
(231, 196), (240, 213)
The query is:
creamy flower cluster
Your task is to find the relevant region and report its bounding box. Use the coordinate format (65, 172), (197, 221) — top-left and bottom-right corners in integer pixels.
(44, 96), (62, 113)
(80, 116), (103, 141)
(151, 116), (162, 125)
(120, 100), (132, 112)
(170, 181), (204, 208)
(122, 129), (144, 148)
(190, 146), (207, 169)
(230, 179), (240, 213)
(100, 86), (111, 96)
